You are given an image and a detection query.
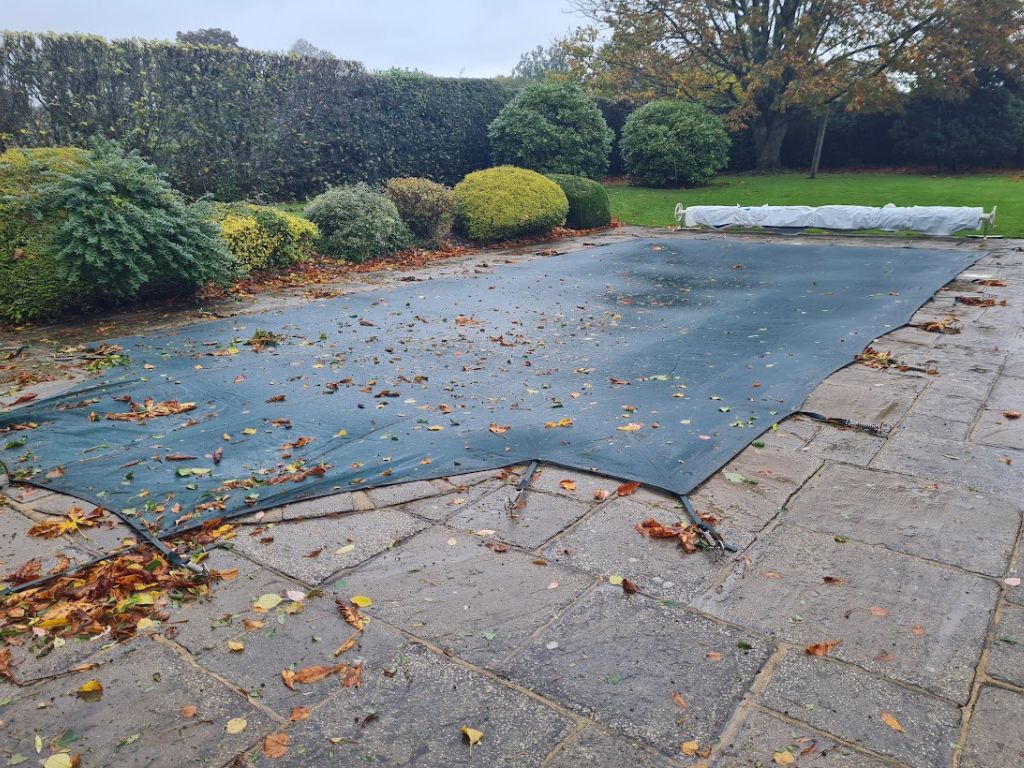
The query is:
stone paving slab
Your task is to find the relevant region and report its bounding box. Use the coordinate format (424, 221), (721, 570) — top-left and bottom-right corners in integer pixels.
(549, 726), (684, 768)
(759, 653), (962, 768)
(398, 481), (504, 521)
(983, 375), (1023, 412)
(800, 424), (886, 466)
(960, 685), (1024, 768)
(689, 446), (823, 534)
(0, 505), (96, 576)
(713, 709), (891, 768)
(530, 467), (619, 500)
(785, 462), (1019, 576)
(871, 430), (1024, 498)
(168, 548), (305, 655)
(247, 640), (576, 767)
(197, 593), (371, 714)
(366, 479), (450, 508)
(448, 487), (591, 549)
(228, 509), (428, 586)
(342, 525), (593, 665)
(500, 586), (770, 758)
(544, 496), (746, 605)
(970, 409), (1024, 450)
(275, 491), (355, 521)
(801, 373), (925, 430)
(696, 527), (997, 702)
(0, 640), (275, 768)
(986, 603), (1024, 687)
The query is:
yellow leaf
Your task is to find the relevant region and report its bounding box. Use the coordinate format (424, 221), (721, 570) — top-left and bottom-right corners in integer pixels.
(77, 679), (103, 696)
(225, 717), (248, 734)
(35, 733), (43, 753)
(681, 740), (700, 756)
(559, 479), (577, 491)
(460, 726), (484, 746)
(773, 750), (795, 765)
(608, 575), (624, 586)
(43, 755), (73, 768)
(336, 543), (356, 555)
(617, 422), (643, 431)
(227, 640), (245, 652)
(427, 425), (444, 431)
(252, 593), (283, 612)
(881, 710), (903, 732)
(134, 592), (156, 606)
(136, 617), (159, 631)
(350, 595), (373, 608)
(544, 417), (574, 429)
(242, 428), (257, 435)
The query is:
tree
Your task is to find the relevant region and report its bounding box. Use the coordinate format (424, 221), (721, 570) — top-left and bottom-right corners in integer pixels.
(289, 39), (336, 60)
(175, 28), (240, 48)
(565, 1), (1024, 169)
(511, 43), (570, 81)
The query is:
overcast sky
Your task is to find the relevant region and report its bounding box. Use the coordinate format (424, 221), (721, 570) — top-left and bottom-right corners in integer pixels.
(2, 0), (586, 77)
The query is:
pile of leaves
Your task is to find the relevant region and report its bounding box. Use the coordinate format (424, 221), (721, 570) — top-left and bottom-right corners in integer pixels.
(635, 510), (719, 554)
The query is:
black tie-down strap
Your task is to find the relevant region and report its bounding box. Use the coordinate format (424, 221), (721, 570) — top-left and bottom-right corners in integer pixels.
(681, 495), (737, 553)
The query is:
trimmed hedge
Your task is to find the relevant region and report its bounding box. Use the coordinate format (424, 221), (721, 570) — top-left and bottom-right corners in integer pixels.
(385, 177), (455, 248)
(621, 100), (731, 187)
(454, 166), (568, 242)
(546, 174), (611, 229)
(0, 32), (514, 199)
(488, 82), (614, 179)
(305, 184), (412, 262)
(214, 204), (318, 272)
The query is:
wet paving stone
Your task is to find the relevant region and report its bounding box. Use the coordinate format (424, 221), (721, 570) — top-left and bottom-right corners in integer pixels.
(689, 446), (823, 534)
(714, 709), (891, 768)
(0, 640), (275, 768)
(342, 525), (593, 666)
(398, 482), (503, 522)
(0, 505), (95, 575)
(548, 726), (682, 767)
(168, 548), (305, 655)
(448, 487), (591, 549)
(986, 603), (1024, 688)
(366, 479), (449, 508)
(228, 509), (428, 586)
(971, 409), (1024, 451)
(871, 430), (1024, 498)
(696, 527), (996, 702)
(960, 686), (1024, 768)
(246, 640), (575, 767)
(500, 586), (770, 757)
(800, 424), (886, 466)
(785, 463), (1020, 576)
(531, 467), (619, 500)
(276, 491), (355, 521)
(759, 653), (962, 768)
(544, 497), (745, 606)
(197, 592), (373, 715)
(801, 374), (925, 430)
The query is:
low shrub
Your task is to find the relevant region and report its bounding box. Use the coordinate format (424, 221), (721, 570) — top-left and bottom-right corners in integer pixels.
(20, 142), (236, 308)
(453, 166), (568, 242)
(488, 83), (613, 179)
(214, 204), (318, 272)
(546, 174), (611, 229)
(0, 148), (89, 323)
(384, 177), (455, 248)
(621, 100), (730, 187)
(304, 184), (412, 262)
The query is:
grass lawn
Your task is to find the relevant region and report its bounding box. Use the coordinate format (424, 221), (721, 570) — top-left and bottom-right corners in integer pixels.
(607, 171), (1022, 237)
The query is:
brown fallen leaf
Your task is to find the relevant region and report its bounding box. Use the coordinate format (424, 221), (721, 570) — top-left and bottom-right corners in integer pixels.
(874, 651), (897, 662)
(0, 648), (14, 682)
(289, 706), (311, 721)
(880, 710), (904, 732)
(337, 599), (368, 631)
(1004, 411), (1022, 420)
(705, 651), (722, 662)
(488, 423), (510, 435)
(342, 663), (363, 688)
(805, 639), (842, 656)
(617, 481), (641, 496)
(868, 606), (889, 617)
(593, 488), (610, 501)
(180, 704), (198, 718)
(559, 479), (577, 491)
(823, 576), (848, 585)
(263, 731), (290, 758)
(672, 691), (688, 709)
(621, 578), (640, 594)
(911, 624), (926, 636)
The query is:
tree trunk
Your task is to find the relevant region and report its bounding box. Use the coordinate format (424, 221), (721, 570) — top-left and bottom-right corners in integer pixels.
(752, 112), (790, 170)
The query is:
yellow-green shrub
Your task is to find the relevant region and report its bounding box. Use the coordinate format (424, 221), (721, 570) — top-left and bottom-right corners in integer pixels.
(0, 147), (88, 324)
(213, 204), (318, 272)
(453, 166), (568, 242)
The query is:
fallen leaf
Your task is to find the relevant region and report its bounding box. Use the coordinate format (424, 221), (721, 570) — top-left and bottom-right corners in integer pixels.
(672, 691), (688, 709)
(608, 575), (624, 586)
(284, 663), (348, 688)
(252, 593), (283, 612)
(805, 640), (841, 656)
(290, 706), (311, 721)
(286, 589), (307, 603)
(621, 578), (640, 594)
(911, 624), (926, 636)
(227, 640), (245, 652)
(681, 740), (700, 756)
(559, 479), (577, 491)
(1004, 411), (1022, 420)
(1005, 577), (1022, 587)
(594, 489), (610, 501)
(881, 711), (903, 732)
(488, 424), (510, 434)
(42, 756), (72, 768)
(263, 731), (290, 758)
(544, 417), (573, 428)
(225, 717), (248, 734)
(773, 750), (795, 766)
(617, 423), (643, 431)
(868, 606), (888, 617)
(616, 481), (641, 496)
(180, 704), (197, 718)
(547, 581), (559, 589)
(705, 651), (722, 661)
(351, 595), (373, 608)
(460, 726), (484, 747)
(76, 679), (103, 701)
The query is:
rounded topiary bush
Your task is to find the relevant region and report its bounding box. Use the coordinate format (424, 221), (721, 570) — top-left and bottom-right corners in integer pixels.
(453, 166), (569, 243)
(0, 147), (89, 324)
(488, 83), (614, 179)
(621, 100), (730, 187)
(214, 204), (318, 272)
(304, 184), (412, 262)
(384, 177), (455, 248)
(546, 174), (611, 229)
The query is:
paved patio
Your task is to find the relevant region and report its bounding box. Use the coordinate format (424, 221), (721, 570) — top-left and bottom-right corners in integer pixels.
(1, 231), (1022, 767)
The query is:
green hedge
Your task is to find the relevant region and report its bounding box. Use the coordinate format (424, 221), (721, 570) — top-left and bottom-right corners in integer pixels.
(214, 204), (318, 272)
(454, 166), (568, 242)
(0, 33), (514, 200)
(546, 174), (611, 229)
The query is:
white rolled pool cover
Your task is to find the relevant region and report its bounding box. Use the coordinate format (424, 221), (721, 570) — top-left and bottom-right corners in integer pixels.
(681, 204), (987, 236)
